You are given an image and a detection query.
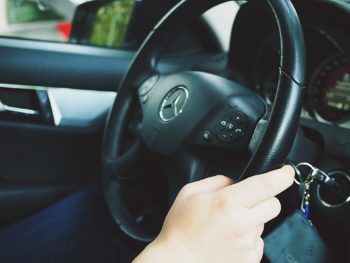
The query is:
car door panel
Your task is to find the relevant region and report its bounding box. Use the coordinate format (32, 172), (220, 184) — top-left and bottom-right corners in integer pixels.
(0, 38), (126, 224)
(0, 120), (103, 185)
(0, 118), (104, 226)
(0, 38), (134, 91)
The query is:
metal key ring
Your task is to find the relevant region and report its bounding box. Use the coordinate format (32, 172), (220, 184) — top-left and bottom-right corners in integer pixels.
(291, 162), (316, 185)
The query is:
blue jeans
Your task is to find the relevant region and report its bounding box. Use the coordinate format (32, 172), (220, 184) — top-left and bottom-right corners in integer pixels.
(0, 189), (136, 263)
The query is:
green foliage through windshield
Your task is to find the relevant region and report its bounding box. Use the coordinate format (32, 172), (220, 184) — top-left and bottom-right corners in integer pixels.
(89, 0), (135, 48)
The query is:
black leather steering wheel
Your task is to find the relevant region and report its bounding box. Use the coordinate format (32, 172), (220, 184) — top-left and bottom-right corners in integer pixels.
(102, 0), (305, 244)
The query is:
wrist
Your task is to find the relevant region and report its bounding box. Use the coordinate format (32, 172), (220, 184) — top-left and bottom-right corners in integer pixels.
(133, 236), (197, 263)
(132, 241), (172, 263)
(153, 234), (198, 263)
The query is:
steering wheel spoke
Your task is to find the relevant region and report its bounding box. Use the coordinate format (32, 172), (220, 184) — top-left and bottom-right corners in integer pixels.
(164, 146), (252, 205)
(163, 148), (207, 205)
(103, 139), (167, 240)
(104, 139), (165, 205)
(111, 140), (159, 180)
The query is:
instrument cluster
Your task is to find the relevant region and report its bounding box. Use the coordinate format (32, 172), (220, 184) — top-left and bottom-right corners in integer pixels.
(308, 53), (350, 124)
(254, 27), (350, 128)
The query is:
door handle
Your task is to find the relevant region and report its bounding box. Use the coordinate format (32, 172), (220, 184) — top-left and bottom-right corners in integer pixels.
(0, 100), (39, 116)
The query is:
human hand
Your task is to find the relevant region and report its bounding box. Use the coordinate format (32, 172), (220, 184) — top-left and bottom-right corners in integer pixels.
(133, 165), (295, 263)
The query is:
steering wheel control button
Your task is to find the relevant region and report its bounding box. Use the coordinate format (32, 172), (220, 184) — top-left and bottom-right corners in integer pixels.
(226, 123), (234, 130)
(159, 86), (189, 122)
(232, 128), (244, 140)
(220, 120), (227, 127)
(214, 112), (248, 144)
(230, 112), (248, 125)
(235, 128), (243, 134)
(217, 130), (232, 143)
(203, 130), (214, 141)
(138, 75), (159, 96)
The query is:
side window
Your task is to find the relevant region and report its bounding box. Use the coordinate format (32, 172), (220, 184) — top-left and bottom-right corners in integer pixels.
(0, 0), (137, 48)
(7, 0), (63, 23)
(1, 0), (68, 41)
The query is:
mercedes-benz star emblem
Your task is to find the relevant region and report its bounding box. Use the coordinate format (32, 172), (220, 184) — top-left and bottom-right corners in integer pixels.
(159, 86), (189, 122)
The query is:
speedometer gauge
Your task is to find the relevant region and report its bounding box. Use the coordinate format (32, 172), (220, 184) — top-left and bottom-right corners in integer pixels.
(308, 54), (350, 123)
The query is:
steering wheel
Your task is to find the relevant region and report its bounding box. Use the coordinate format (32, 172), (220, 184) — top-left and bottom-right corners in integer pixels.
(102, 0), (305, 244)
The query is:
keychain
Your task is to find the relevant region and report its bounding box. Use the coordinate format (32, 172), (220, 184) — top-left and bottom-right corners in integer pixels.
(264, 162), (335, 263)
(291, 162), (344, 221)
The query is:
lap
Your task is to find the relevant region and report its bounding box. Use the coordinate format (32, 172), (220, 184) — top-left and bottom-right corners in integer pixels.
(0, 188), (136, 263)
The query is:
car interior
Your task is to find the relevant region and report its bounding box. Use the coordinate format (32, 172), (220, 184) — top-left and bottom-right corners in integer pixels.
(0, 0), (349, 262)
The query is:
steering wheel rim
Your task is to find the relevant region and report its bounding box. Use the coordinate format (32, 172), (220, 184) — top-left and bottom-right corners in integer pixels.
(102, 0), (305, 244)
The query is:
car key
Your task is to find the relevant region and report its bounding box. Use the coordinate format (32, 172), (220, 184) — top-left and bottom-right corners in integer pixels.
(311, 167), (345, 196)
(293, 162), (345, 195)
(292, 162), (347, 219)
(291, 163), (326, 220)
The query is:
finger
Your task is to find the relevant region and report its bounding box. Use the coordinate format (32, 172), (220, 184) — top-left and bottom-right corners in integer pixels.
(240, 238), (264, 263)
(236, 230), (260, 251)
(257, 224), (264, 237)
(181, 175), (234, 196)
(255, 238), (264, 262)
(226, 165), (294, 207)
(250, 197), (282, 225)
